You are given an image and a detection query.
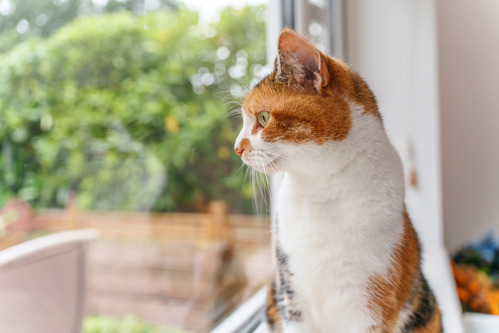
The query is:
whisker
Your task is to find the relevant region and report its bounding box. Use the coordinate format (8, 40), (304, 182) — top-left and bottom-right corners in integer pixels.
(226, 108), (242, 119)
(264, 151), (288, 160)
(237, 163), (246, 174)
(257, 159), (267, 215)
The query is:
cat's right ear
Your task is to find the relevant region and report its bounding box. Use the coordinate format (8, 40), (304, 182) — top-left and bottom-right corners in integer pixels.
(274, 28), (329, 93)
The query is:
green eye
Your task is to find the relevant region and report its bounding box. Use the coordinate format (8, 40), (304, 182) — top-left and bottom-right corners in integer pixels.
(257, 111), (270, 127)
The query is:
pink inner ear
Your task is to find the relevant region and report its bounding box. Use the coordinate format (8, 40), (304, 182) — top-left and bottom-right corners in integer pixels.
(278, 29), (329, 87)
(280, 31), (319, 71)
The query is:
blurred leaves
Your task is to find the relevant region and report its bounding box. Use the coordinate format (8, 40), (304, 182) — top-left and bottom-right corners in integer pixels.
(0, 4), (267, 213)
(0, 0), (179, 52)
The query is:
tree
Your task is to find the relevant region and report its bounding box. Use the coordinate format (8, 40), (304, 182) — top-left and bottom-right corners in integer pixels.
(0, 5), (267, 213)
(0, 0), (178, 52)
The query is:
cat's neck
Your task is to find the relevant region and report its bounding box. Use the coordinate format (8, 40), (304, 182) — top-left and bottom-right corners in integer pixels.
(280, 113), (405, 209)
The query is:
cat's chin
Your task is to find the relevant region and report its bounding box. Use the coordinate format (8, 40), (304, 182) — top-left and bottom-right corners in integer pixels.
(245, 161), (280, 174)
(252, 166), (278, 174)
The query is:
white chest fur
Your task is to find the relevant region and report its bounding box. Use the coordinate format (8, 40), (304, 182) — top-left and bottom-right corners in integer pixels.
(274, 113), (406, 333)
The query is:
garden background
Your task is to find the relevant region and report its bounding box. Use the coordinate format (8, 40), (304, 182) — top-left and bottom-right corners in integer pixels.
(0, 0), (267, 215)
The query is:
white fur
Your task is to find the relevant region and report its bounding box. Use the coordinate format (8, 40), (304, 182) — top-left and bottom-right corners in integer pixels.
(236, 103), (406, 332)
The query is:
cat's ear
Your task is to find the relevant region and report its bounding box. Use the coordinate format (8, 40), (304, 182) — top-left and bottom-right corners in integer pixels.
(275, 28), (329, 93)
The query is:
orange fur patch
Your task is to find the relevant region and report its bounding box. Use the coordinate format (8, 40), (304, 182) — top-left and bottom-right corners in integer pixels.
(368, 210), (420, 332)
(243, 81), (352, 144)
(238, 137), (252, 156)
(266, 282), (283, 331)
(242, 33), (381, 145)
(350, 71), (382, 119)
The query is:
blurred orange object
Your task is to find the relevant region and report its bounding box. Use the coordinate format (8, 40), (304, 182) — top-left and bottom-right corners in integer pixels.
(452, 260), (499, 315)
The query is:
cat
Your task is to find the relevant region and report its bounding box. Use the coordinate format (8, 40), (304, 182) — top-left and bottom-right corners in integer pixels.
(234, 28), (442, 333)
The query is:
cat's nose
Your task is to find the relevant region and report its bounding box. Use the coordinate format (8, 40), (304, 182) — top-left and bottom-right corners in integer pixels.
(235, 146), (244, 156)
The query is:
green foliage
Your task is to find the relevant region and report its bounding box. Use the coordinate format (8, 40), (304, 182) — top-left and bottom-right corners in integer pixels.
(0, 0), (179, 53)
(83, 315), (187, 333)
(0, 6), (267, 213)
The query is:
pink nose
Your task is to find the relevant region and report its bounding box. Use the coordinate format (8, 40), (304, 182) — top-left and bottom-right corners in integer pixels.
(235, 146), (244, 156)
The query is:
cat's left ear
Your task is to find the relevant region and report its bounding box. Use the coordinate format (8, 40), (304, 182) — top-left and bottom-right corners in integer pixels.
(275, 28), (329, 93)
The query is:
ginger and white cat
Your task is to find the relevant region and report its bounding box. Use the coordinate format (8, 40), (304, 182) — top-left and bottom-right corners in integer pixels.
(234, 29), (442, 333)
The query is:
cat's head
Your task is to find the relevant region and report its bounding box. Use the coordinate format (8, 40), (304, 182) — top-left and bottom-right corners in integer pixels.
(234, 28), (381, 174)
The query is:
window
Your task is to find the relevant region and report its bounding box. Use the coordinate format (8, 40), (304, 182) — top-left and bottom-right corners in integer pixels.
(0, 0), (270, 332)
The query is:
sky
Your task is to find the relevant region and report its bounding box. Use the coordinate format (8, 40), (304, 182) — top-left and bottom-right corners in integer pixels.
(0, 0), (267, 24)
(182, 0), (266, 22)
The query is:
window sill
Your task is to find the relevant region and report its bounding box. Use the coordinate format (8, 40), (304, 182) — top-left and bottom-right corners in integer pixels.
(211, 287), (267, 333)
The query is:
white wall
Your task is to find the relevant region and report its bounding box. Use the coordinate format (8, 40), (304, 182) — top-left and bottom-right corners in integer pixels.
(437, 0), (499, 252)
(345, 0), (442, 250)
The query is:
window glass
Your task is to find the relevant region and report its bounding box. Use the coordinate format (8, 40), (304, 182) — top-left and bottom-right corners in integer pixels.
(0, 0), (270, 331)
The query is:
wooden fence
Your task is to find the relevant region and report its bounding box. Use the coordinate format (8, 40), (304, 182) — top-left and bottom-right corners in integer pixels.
(1, 201), (271, 332)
